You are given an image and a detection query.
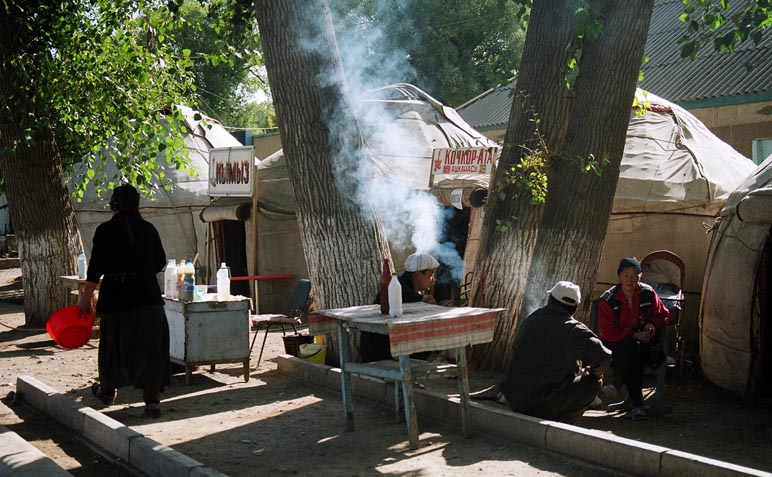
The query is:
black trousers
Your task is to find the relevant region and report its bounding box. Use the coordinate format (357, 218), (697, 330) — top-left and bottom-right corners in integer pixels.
(508, 374), (602, 424)
(606, 336), (664, 405)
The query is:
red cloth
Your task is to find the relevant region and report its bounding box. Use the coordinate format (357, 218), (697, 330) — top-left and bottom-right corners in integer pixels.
(597, 285), (669, 344)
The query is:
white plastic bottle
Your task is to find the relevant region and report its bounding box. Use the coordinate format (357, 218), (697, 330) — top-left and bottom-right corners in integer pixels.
(388, 273), (402, 317)
(177, 259), (186, 298)
(77, 251), (87, 279)
(164, 259), (177, 298)
(216, 263), (230, 301)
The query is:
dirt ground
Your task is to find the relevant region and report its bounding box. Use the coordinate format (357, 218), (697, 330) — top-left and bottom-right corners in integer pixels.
(1, 267), (772, 476)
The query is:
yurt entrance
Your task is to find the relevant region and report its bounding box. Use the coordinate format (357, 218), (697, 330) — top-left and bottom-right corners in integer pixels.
(433, 206), (471, 306)
(212, 220), (250, 298)
(758, 231), (772, 402)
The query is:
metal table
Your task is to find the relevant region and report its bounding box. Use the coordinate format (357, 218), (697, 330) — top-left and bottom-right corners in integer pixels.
(164, 297), (251, 384)
(309, 302), (504, 449)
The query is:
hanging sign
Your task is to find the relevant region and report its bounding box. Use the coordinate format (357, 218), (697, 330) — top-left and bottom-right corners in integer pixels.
(209, 146), (254, 197)
(431, 147), (498, 177)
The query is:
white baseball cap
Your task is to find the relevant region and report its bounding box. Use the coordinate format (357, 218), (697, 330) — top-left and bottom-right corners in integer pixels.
(404, 253), (440, 272)
(547, 281), (581, 306)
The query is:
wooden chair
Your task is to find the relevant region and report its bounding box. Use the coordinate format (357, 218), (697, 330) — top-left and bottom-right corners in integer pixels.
(249, 279), (313, 367)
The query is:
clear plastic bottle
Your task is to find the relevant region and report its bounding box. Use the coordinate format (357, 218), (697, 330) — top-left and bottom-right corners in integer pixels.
(388, 273), (402, 317)
(77, 251), (87, 280)
(216, 262), (230, 301)
(164, 259), (177, 298)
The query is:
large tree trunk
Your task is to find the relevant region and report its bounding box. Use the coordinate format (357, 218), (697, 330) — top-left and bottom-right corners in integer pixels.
(522, 0), (655, 326)
(254, 0), (390, 310)
(468, 0), (576, 370)
(470, 0), (654, 370)
(0, 6), (82, 327)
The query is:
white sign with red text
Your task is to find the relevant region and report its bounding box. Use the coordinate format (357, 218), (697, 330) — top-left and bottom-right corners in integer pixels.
(209, 146), (254, 197)
(431, 147), (497, 177)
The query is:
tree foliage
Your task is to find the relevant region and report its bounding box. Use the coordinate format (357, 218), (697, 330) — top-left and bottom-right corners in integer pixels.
(329, 0), (527, 106)
(172, 0), (271, 129)
(1, 0), (203, 199)
(678, 0), (772, 59)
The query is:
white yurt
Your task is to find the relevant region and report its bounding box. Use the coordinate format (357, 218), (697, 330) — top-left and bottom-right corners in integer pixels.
(243, 84), (499, 312)
(700, 154), (772, 399)
(594, 90), (757, 345)
(71, 106), (242, 267)
(457, 84), (757, 346)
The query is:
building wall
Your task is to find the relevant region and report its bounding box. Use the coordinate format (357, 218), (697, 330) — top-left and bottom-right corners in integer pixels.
(687, 100), (772, 160)
(252, 132), (283, 161)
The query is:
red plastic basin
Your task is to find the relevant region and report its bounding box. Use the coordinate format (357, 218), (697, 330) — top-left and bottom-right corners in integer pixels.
(46, 305), (94, 349)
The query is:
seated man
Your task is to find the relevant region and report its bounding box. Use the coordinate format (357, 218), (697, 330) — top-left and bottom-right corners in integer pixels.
(597, 257), (669, 420)
(499, 281), (612, 424)
(360, 252), (439, 363)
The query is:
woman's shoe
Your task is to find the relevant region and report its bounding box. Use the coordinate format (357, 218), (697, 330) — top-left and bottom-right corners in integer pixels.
(91, 382), (115, 405)
(144, 403), (161, 418)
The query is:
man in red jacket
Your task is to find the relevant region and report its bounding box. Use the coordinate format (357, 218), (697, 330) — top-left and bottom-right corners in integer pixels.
(597, 257), (669, 421)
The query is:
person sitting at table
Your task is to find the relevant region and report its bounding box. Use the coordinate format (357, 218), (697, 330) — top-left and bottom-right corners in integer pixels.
(597, 257), (669, 421)
(498, 281), (612, 424)
(360, 252), (439, 363)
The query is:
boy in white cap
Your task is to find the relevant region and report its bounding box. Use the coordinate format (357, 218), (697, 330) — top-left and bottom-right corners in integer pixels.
(497, 281), (612, 424)
(360, 252), (440, 362)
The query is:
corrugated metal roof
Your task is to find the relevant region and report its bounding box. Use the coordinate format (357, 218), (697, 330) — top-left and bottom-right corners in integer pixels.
(458, 0), (772, 129)
(641, 0), (772, 105)
(456, 82), (515, 131)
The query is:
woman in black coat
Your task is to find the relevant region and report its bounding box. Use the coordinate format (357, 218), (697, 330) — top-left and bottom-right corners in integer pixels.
(78, 184), (169, 418)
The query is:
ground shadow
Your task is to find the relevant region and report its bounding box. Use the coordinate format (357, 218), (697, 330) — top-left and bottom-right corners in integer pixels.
(1, 396), (135, 477)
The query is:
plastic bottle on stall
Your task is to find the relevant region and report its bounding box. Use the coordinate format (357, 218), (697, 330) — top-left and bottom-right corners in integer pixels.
(388, 273), (402, 318)
(180, 259), (195, 302)
(77, 251), (87, 280)
(216, 262), (230, 301)
(164, 259), (177, 298)
(176, 258), (186, 298)
(379, 258), (391, 315)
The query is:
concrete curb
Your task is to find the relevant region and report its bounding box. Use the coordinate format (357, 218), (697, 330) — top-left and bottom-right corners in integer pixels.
(14, 375), (228, 477)
(0, 425), (72, 476)
(277, 355), (772, 477)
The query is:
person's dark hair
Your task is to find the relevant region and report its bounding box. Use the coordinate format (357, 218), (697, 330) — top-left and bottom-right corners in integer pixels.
(109, 185), (140, 213)
(548, 295), (577, 315)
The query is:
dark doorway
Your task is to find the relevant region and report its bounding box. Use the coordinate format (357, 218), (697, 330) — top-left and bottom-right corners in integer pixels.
(213, 220), (250, 298)
(760, 230), (772, 401)
(433, 206), (470, 306)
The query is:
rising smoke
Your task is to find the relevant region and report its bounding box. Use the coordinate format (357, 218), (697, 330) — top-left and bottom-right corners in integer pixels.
(325, 1), (467, 284)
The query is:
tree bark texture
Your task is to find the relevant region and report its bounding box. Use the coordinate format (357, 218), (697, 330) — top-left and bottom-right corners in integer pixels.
(1, 5), (82, 327)
(470, 0), (654, 370)
(468, 0), (576, 370)
(253, 0), (390, 311)
(522, 0), (655, 326)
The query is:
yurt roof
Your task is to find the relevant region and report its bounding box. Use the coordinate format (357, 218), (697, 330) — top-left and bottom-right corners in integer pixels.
(256, 84), (499, 213)
(72, 105), (242, 211)
(457, 84), (756, 216)
(614, 91), (756, 215)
